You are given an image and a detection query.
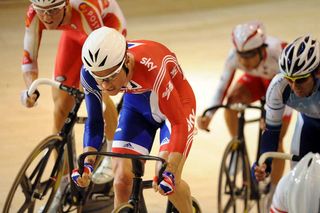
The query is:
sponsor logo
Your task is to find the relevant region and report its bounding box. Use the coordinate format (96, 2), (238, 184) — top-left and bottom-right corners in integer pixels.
(186, 109), (196, 132)
(79, 2), (101, 30)
(123, 143), (134, 149)
(140, 57), (157, 71)
(161, 137), (170, 145)
(170, 67), (178, 79)
(22, 50), (32, 64)
(162, 81), (173, 100)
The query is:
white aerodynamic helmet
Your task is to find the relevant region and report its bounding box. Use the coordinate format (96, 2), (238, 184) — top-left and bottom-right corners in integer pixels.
(286, 152), (320, 213)
(279, 35), (320, 77)
(232, 21), (266, 52)
(82, 26), (126, 72)
(30, 0), (65, 7)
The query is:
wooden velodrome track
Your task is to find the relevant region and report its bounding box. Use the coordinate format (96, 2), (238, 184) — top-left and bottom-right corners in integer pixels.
(1, 0), (320, 212)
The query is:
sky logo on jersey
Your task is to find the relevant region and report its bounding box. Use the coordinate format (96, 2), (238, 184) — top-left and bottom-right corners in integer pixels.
(79, 2), (101, 30)
(162, 81), (174, 100)
(140, 57), (157, 71)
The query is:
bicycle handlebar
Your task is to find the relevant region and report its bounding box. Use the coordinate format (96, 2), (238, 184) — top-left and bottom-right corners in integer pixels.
(201, 103), (263, 117)
(28, 78), (84, 98)
(28, 78), (61, 96)
(258, 152), (301, 166)
(78, 151), (167, 176)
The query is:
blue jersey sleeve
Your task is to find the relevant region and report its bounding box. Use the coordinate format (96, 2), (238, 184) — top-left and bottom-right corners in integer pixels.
(80, 67), (104, 150)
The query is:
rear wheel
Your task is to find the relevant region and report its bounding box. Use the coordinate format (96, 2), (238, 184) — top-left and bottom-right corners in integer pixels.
(217, 139), (251, 213)
(166, 196), (201, 213)
(3, 135), (64, 213)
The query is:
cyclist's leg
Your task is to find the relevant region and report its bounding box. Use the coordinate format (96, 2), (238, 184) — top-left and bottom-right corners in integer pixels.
(291, 113), (320, 168)
(52, 31), (82, 134)
(50, 31), (82, 211)
(159, 150), (193, 213)
(224, 73), (263, 137)
(111, 92), (158, 208)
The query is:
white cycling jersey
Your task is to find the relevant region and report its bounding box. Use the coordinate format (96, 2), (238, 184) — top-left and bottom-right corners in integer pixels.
(265, 73), (320, 127)
(209, 36), (286, 108)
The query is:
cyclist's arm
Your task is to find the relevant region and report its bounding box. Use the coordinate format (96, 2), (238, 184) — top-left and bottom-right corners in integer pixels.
(22, 6), (42, 87)
(81, 69), (105, 163)
(259, 74), (289, 167)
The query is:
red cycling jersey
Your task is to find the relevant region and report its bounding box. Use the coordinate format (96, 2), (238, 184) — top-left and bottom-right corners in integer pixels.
(121, 41), (197, 155)
(22, 0), (126, 87)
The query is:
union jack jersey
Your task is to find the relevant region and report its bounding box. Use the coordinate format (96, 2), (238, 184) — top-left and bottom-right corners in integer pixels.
(81, 40), (196, 154)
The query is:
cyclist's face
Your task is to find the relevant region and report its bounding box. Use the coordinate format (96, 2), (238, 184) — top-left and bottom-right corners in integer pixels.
(91, 57), (129, 96)
(237, 49), (262, 70)
(33, 2), (66, 29)
(286, 74), (315, 97)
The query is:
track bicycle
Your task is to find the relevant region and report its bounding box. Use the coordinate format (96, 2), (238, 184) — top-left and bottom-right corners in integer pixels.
(202, 101), (270, 213)
(78, 151), (202, 213)
(3, 78), (113, 212)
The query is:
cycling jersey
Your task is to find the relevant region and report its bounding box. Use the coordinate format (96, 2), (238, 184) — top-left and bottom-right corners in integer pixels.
(209, 36), (287, 109)
(22, 0), (126, 87)
(260, 73), (320, 160)
(81, 40), (196, 155)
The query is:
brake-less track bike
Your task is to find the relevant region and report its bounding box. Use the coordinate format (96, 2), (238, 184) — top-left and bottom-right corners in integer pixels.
(78, 151), (202, 213)
(3, 78), (113, 212)
(202, 101), (272, 213)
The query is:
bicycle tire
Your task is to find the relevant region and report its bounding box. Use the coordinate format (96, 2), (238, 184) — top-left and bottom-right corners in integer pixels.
(217, 139), (251, 213)
(112, 203), (134, 213)
(3, 135), (64, 213)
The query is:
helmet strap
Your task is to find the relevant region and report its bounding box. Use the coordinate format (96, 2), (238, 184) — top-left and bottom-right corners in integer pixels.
(123, 64), (129, 76)
(58, 6), (66, 27)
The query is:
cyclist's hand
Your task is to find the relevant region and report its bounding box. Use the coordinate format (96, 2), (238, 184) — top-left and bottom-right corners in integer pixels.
(153, 171), (175, 196)
(71, 163), (94, 188)
(252, 162), (268, 182)
(197, 115), (211, 132)
(20, 89), (40, 108)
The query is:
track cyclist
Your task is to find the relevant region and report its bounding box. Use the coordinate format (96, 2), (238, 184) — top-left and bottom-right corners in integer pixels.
(254, 35), (320, 208)
(20, 0), (126, 211)
(71, 26), (197, 212)
(197, 20), (292, 194)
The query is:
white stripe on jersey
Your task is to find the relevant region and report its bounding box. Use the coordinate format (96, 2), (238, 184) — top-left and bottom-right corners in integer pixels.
(112, 140), (149, 155)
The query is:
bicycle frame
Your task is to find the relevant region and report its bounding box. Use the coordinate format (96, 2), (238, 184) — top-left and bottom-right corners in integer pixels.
(203, 101), (266, 212)
(29, 79), (87, 207)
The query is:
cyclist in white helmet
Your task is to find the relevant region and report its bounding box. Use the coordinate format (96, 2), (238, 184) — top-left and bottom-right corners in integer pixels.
(270, 152), (320, 213)
(71, 26), (197, 212)
(197, 20), (291, 191)
(21, 0), (126, 211)
(254, 35), (320, 194)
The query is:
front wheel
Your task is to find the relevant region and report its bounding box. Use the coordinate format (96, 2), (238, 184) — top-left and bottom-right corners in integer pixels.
(217, 139), (251, 213)
(3, 135), (64, 213)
